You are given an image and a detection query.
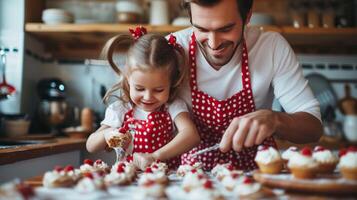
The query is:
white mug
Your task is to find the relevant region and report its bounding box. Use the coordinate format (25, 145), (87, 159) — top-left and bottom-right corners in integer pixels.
(343, 115), (357, 142)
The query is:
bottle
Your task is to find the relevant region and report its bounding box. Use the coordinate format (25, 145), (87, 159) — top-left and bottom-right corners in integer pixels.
(81, 107), (93, 132)
(321, 0), (335, 28)
(307, 0), (321, 28)
(289, 0), (306, 28)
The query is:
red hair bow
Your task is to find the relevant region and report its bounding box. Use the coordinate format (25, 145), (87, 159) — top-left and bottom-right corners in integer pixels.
(168, 34), (181, 49)
(129, 26), (147, 40)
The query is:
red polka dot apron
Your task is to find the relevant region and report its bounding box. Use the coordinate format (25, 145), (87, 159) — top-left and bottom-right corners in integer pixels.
(121, 106), (180, 169)
(181, 33), (277, 171)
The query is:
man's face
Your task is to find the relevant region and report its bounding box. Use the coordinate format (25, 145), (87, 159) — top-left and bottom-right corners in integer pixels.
(190, 0), (245, 69)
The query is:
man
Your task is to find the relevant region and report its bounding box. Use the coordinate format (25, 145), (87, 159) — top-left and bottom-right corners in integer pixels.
(174, 0), (323, 170)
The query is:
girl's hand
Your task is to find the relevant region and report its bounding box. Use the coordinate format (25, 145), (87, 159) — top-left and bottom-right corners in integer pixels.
(133, 153), (156, 171)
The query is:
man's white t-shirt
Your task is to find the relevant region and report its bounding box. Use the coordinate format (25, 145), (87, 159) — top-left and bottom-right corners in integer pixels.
(101, 98), (188, 128)
(174, 26), (321, 121)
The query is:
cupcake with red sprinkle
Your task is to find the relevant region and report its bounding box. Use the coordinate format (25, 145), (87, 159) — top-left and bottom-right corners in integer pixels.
(254, 145), (283, 174)
(288, 147), (318, 179)
(312, 146), (338, 174)
(43, 165), (81, 188)
(338, 146), (357, 180)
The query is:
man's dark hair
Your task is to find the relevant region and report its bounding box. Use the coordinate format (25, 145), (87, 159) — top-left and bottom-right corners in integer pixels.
(183, 0), (253, 23)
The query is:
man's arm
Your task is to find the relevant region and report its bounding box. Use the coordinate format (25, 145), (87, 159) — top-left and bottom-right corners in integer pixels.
(219, 109), (323, 153)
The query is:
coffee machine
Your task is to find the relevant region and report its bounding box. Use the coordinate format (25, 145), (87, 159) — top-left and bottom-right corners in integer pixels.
(37, 78), (71, 134)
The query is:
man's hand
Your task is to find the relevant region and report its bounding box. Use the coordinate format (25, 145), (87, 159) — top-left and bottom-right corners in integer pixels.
(133, 153), (156, 171)
(219, 109), (279, 152)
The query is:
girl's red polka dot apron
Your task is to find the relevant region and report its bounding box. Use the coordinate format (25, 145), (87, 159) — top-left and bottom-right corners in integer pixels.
(122, 106), (180, 169)
(181, 33), (277, 171)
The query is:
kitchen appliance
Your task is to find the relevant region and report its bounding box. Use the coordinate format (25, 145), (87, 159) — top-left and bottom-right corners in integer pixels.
(37, 78), (71, 134)
(0, 48), (16, 100)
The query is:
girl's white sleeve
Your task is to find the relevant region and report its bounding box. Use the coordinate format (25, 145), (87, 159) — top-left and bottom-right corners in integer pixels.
(168, 98), (189, 121)
(101, 101), (130, 128)
(271, 33), (321, 122)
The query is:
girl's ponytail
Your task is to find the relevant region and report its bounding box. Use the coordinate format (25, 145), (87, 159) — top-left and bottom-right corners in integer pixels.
(100, 34), (135, 104)
(100, 34), (135, 76)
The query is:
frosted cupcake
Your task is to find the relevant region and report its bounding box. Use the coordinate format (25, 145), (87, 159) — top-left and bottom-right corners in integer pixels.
(75, 172), (106, 192)
(211, 163), (241, 181)
(233, 176), (261, 197)
(43, 165), (81, 188)
(0, 180), (35, 200)
(288, 147), (318, 179)
(93, 159), (110, 174)
(312, 146), (338, 174)
(254, 145), (283, 174)
(177, 162), (204, 177)
(104, 163), (132, 186)
(187, 180), (224, 200)
(138, 167), (169, 186)
(181, 170), (208, 192)
(282, 146), (299, 165)
(135, 180), (166, 199)
(150, 161), (168, 174)
(110, 161), (137, 181)
(338, 147), (357, 180)
(220, 171), (242, 191)
(80, 159), (110, 174)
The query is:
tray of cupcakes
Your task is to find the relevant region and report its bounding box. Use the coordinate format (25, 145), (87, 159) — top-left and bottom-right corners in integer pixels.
(1, 158), (277, 200)
(253, 145), (357, 195)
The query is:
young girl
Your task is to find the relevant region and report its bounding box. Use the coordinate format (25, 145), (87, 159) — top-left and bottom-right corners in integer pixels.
(86, 27), (200, 170)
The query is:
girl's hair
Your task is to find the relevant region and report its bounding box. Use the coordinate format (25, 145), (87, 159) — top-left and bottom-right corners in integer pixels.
(101, 33), (187, 105)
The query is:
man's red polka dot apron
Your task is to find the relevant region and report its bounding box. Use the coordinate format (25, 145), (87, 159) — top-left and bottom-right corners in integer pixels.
(122, 106), (180, 169)
(181, 34), (277, 171)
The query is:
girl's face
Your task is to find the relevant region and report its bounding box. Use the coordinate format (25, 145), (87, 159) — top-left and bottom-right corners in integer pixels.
(128, 68), (170, 112)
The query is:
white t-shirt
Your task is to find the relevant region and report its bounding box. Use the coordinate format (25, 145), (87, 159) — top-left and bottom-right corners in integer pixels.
(101, 98), (189, 128)
(174, 26), (321, 121)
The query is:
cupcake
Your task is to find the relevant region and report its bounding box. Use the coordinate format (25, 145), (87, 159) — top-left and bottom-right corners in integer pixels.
(233, 176), (261, 197)
(80, 159), (110, 174)
(211, 163), (241, 181)
(220, 171), (242, 191)
(150, 161), (169, 174)
(75, 172), (106, 192)
(110, 161), (137, 181)
(93, 159), (110, 174)
(338, 146), (357, 180)
(135, 179), (166, 199)
(254, 145), (283, 174)
(43, 165), (81, 188)
(177, 162), (204, 177)
(0, 180), (35, 200)
(104, 162), (132, 186)
(281, 146), (299, 166)
(187, 180), (224, 200)
(312, 146), (338, 174)
(138, 167), (169, 186)
(288, 147), (318, 179)
(181, 170), (208, 192)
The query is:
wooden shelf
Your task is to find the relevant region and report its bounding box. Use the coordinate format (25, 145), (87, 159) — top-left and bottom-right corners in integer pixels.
(25, 23), (357, 60)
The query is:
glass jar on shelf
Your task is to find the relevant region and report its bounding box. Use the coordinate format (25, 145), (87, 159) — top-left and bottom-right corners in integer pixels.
(289, 0), (306, 28)
(307, 0), (321, 28)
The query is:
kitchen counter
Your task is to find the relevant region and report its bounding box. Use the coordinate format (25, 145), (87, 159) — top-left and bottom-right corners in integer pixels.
(0, 137), (86, 165)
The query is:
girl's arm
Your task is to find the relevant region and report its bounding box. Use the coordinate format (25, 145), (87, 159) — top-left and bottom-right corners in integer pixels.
(86, 125), (115, 153)
(153, 112), (200, 160)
